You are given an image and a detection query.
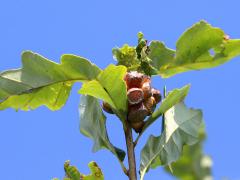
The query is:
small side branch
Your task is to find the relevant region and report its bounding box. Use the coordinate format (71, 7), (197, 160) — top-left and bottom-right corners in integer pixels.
(120, 161), (129, 176)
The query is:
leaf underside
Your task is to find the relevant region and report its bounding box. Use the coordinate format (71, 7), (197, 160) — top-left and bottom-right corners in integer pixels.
(140, 84), (190, 136)
(164, 126), (213, 180)
(140, 102), (203, 180)
(79, 95), (125, 162)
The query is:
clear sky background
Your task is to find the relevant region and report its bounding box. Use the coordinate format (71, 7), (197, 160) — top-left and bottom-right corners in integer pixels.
(0, 0), (240, 180)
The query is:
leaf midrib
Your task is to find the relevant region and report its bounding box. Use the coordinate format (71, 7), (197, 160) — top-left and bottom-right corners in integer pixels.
(0, 78), (84, 102)
(158, 53), (229, 76)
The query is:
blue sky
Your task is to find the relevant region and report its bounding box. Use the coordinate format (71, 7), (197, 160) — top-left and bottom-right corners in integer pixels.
(0, 0), (240, 179)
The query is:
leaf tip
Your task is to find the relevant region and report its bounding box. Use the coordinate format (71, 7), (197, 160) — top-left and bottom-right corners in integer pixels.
(185, 83), (191, 90)
(138, 32), (144, 39)
(21, 50), (35, 60)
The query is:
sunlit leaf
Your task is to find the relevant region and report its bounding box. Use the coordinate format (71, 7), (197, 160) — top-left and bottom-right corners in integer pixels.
(58, 161), (104, 180)
(0, 51), (101, 111)
(83, 161), (104, 180)
(79, 64), (127, 121)
(64, 161), (81, 180)
(148, 21), (240, 78)
(112, 44), (140, 71)
(148, 41), (175, 73)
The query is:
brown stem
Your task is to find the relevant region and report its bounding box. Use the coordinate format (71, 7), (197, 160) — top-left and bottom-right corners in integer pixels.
(124, 121), (137, 180)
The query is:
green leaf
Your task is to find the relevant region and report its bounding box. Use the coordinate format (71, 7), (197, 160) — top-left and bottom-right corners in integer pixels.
(148, 41), (175, 73)
(79, 64), (127, 121)
(64, 161), (81, 180)
(148, 21), (240, 78)
(154, 84), (190, 115)
(79, 95), (126, 164)
(0, 51), (101, 111)
(164, 126), (213, 180)
(83, 161), (104, 180)
(62, 161), (104, 180)
(112, 44), (140, 70)
(140, 102), (203, 180)
(175, 21), (224, 64)
(138, 85), (190, 139)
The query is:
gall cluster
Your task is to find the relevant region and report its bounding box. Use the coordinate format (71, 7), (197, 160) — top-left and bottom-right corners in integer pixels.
(102, 71), (161, 133)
